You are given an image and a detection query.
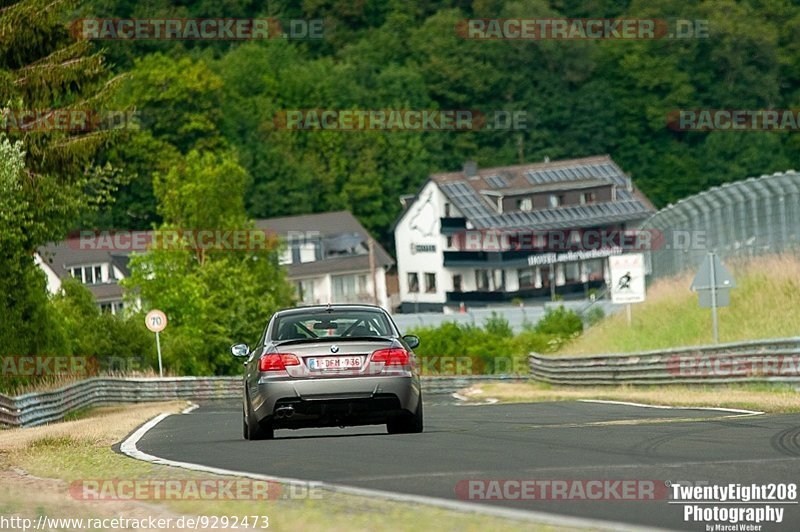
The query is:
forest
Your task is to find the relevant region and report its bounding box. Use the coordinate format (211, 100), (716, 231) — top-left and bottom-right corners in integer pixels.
(2, 0), (797, 377)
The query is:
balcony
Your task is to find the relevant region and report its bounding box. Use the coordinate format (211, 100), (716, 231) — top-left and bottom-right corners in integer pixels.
(446, 280), (605, 303)
(442, 249), (531, 267)
(439, 217), (467, 234)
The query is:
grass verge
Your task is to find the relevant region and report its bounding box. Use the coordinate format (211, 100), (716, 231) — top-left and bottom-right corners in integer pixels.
(458, 381), (800, 413)
(559, 254), (800, 355)
(0, 402), (563, 531)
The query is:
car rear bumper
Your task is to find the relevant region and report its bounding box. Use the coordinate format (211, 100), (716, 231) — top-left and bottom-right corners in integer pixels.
(250, 374), (420, 428)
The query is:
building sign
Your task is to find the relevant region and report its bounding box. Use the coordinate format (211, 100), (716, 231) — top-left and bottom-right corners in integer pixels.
(410, 243), (436, 254)
(609, 253), (646, 304)
(527, 247), (622, 266)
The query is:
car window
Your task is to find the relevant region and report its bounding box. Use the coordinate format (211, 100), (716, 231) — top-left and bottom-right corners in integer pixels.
(271, 310), (393, 341)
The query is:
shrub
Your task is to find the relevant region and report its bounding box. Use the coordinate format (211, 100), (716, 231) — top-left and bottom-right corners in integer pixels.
(584, 306), (605, 327)
(483, 311), (513, 338)
(534, 306), (583, 337)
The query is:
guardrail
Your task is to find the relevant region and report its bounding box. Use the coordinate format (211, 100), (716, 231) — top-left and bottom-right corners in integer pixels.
(529, 337), (800, 385)
(0, 375), (524, 428)
(5, 338), (798, 427)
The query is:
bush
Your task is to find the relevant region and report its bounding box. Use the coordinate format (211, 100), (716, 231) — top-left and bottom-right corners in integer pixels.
(50, 280), (153, 371)
(483, 311), (513, 338)
(584, 306), (605, 326)
(408, 307), (588, 374)
(534, 306), (583, 337)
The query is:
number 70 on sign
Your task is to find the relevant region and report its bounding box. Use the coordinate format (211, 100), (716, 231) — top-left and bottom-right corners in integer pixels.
(145, 309), (167, 377)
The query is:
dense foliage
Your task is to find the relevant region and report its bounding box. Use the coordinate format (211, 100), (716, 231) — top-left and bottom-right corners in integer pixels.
(0, 0), (294, 380)
(78, 0), (800, 243)
(3, 0), (798, 382)
(409, 308), (583, 374)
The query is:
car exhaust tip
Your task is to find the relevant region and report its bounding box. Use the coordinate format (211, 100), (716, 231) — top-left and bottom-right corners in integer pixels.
(275, 406), (295, 419)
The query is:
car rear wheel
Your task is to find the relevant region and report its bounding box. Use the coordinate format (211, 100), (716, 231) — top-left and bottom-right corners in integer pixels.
(387, 398), (423, 434)
(243, 395), (274, 440)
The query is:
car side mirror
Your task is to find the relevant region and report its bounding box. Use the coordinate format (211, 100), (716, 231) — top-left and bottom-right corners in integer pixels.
(402, 335), (420, 349)
(231, 343), (250, 357)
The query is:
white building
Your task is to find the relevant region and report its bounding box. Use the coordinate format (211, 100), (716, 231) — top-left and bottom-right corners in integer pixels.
(393, 156), (655, 312)
(36, 237), (141, 314)
(256, 211), (394, 310)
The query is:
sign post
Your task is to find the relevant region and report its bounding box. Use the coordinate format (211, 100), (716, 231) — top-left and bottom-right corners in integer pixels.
(609, 253), (646, 326)
(145, 309), (168, 377)
(691, 252), (735, 344)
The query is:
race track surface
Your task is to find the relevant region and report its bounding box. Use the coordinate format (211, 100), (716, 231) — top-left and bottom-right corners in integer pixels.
(135, 396), (800, 530)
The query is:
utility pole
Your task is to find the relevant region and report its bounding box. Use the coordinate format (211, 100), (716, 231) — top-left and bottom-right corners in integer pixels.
(709, 251), (719, 344)
(368, 238), (378, 306)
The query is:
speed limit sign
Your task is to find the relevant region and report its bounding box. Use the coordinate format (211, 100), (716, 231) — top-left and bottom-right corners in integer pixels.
(145, 309), (167, 333)
(145, 309), (167, 377)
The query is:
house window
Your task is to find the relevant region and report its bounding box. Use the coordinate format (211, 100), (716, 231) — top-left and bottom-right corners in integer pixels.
(446, 235), (453, 248)
(425, 273), (436, 293)
(585, 259), (604, 281)
(475, 269), (490, 291)
(565, 262), (581, 283)
(332, 274), (357, 300)
(358, 274), (369, 295)
(580, 192), (597, 205)
(444, 202), (451, 217)
(291, 245), (301, 264)
(70, 265), (103, 285)
(548, 194), (564, 209)
(516, 198), (532, 211)
(494, 269), (506, 291)
(452, 274), (462, 292)
(100, 301), (124, 315)
(518, 268), (534, 289)
(295, 280), (315, 303)
(407, 272), (419, 293)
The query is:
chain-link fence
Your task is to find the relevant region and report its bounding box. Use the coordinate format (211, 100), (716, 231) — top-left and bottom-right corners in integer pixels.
(640, 171), (800, 279)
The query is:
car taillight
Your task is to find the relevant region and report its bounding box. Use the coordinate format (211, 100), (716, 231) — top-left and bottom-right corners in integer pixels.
(259, 353), (300, 372)
(371, 348), (410, 366)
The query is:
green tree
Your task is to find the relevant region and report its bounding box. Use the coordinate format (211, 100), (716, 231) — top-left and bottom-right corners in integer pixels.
(0, 0), (125, 355)
(122, 149), (294, 375)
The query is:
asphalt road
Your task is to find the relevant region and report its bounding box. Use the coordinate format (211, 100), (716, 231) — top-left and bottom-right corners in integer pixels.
(136, 396), (800, 530)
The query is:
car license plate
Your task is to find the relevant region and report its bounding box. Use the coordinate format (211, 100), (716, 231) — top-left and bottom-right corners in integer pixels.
(307, 356), (363, 370)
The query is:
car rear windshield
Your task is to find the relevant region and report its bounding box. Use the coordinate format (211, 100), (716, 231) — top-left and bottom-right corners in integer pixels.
(271, 309), (394, 342)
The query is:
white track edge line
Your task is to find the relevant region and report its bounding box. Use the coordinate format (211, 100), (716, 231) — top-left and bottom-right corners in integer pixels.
(120, 409), (657, 532)
(578, 399), (764, 416)
(181, 402), (199, 414)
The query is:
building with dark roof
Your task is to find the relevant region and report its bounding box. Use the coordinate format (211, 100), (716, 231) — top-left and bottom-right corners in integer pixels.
(255, 211), (394, 309)
(36, 236), (145, 314)
(35, 211), (394, 313)
(393, 155), (655, 312)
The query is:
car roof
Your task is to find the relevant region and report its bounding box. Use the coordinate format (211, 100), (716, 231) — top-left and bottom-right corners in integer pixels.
(273, 304), (387, 317)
